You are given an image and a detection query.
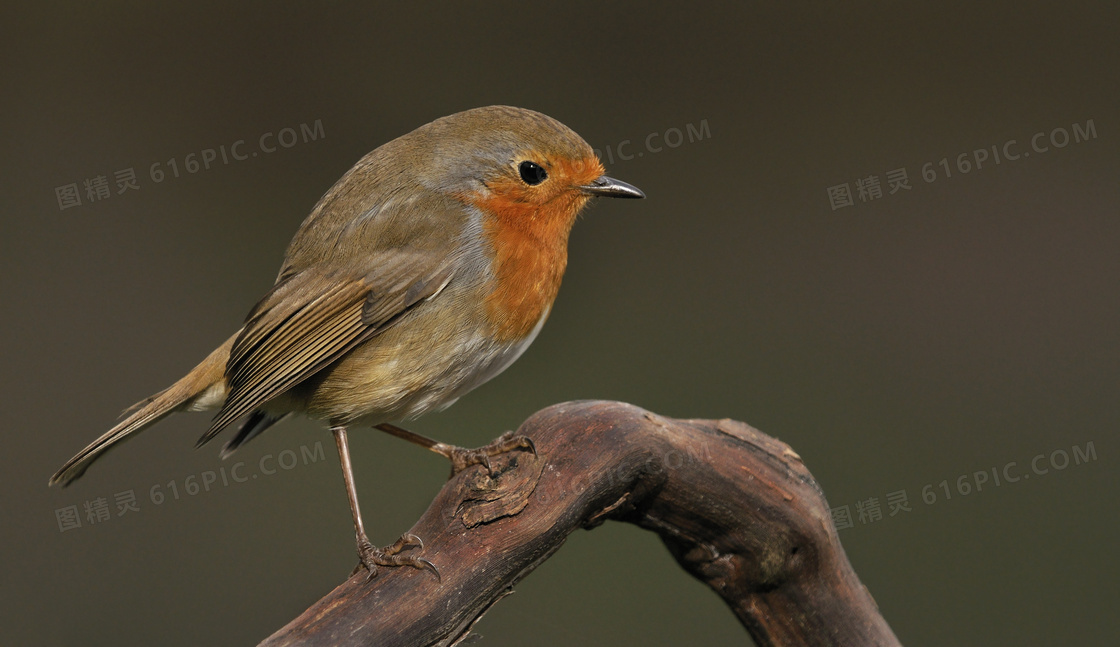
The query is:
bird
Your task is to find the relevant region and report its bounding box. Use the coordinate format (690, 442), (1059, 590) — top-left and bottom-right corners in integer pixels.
(49, 105), (644, 577)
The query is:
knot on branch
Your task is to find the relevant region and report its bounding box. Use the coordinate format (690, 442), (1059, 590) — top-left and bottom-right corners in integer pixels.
(453, 449), (544, 528)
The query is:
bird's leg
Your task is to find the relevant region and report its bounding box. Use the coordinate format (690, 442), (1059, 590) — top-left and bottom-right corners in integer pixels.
(375, 423), (536, 477)
(331, 425), (437, 581)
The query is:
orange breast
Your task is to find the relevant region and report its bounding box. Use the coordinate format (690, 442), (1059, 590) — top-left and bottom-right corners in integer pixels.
(467, 189), (588, 338)
(468, 156), (603, 342)
(476, 197), (571, 341)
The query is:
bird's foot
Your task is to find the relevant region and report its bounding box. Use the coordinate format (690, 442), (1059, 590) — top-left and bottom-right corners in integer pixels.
(442, 431), (537, 477)
(352, 532), (439, 582)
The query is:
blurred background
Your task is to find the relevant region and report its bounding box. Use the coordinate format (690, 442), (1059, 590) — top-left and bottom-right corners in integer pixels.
(3, 2), (1117, 645)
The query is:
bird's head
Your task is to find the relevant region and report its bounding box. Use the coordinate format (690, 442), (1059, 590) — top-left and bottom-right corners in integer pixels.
(415, 106), (644, 239)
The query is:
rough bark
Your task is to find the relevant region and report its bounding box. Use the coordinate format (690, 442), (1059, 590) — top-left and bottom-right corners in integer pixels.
(259, 400), (900, 647)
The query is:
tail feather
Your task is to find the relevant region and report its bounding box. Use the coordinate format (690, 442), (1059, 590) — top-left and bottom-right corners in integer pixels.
(219, 411), (292, 459)
(49, 333), (238, 487)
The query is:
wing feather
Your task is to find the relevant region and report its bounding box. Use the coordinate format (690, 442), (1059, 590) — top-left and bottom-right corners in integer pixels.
(197, 251), (455, 447)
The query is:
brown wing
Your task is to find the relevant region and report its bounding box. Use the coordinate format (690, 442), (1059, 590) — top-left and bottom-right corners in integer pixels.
(197, 250), (455, 447)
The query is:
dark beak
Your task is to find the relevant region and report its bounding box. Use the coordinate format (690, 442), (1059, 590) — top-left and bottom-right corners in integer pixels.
(580, 175), (645, 199)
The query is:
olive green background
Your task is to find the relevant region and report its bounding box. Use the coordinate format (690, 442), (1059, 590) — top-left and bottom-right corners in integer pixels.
(3, 3), (1117, 645)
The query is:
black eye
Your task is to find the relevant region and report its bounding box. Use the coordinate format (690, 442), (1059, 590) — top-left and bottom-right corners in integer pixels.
(518, 161), (548, 186)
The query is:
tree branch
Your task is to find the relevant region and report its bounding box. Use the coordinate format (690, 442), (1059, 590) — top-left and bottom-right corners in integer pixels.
(259, 400), (900, 647)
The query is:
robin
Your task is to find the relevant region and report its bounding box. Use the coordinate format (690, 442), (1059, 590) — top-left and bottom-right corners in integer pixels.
(50, 105), (644, 577)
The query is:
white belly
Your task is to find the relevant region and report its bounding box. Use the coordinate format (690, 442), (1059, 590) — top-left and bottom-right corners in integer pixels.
(437, 303), (550, 409)
(321, 304), (553, 426)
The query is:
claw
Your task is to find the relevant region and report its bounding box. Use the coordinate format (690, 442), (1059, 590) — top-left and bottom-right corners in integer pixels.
(418, 557), (441, 583)
(354, 532), (439, 582)
(443, 432), (538, 477)
(387, 532), (424, 552)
